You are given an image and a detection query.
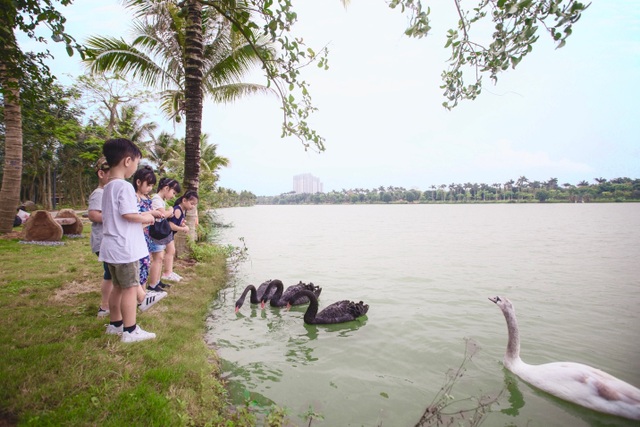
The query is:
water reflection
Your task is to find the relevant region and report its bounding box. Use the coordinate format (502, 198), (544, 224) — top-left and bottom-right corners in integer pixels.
(285, 336), (318, 365)
(234, 307), (267, 319)
(222, 358), (284, 388)
(500, 370), (524, 417)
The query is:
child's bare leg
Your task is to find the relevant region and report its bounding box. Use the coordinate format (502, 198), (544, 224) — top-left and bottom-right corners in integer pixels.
(137, 285), (146, 303)
(163, 241), (175, 276)
(149, 251), (164, 286)
(101, 279), (113, 310)
(109, 286), (123, 322)
(121, 287), (139, 328)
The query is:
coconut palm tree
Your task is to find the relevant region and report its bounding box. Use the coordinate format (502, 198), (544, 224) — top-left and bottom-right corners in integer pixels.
(85, 2), (273, 125)
(85, 0), (274, 241)
(145, 131), (183, 176)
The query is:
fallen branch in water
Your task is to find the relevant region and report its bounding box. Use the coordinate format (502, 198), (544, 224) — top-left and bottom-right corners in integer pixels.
(415, 338), (504, 427)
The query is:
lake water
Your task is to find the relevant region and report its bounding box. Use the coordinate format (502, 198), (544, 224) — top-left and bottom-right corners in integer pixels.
(205, 204), (640, 427)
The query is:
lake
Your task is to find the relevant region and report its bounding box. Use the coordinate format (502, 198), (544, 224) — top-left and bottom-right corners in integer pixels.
(205, 203), (640, 426)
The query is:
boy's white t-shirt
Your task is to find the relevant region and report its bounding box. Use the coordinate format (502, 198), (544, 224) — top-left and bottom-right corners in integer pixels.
(99, 179), (148, 264)
(88, 187), (103, 253)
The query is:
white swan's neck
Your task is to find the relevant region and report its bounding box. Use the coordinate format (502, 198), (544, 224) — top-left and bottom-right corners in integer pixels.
(502, 305), (522, 368)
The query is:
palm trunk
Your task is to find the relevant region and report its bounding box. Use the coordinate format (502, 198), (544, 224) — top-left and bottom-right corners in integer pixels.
(179, 0), (204, 254)
(0, 59), (23, 233)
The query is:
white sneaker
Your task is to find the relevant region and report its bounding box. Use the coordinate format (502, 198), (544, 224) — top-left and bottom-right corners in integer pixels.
(97, 307), (110, 318)
(105, 324), (123, 335)
(162, 272), (182, 282)
(121, 325), (156, 343)
(139, 291), (167, 312)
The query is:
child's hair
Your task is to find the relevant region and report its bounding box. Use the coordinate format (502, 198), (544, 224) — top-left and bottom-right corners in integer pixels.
(95, 156), (110, 176)
(174, 190), (199, 207)
(157, 177), (182, 193)
(132, 165), (157, 191)
(103, 138), (142, 167)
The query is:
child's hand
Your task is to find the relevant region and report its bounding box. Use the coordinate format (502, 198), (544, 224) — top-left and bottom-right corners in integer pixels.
(151, 210), (164, 219)
(141, 212), (155, 224)
(182, 225), (190, 232)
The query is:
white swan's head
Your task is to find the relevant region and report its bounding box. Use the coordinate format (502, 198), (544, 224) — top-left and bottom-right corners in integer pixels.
(489, 296), (514, 314)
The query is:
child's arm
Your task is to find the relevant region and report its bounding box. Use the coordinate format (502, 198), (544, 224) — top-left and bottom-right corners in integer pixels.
(168, 221), (189, 233)
(169, 207), (189, 233)
(123, 212), (158, 224)
(88, 210), (102, 223)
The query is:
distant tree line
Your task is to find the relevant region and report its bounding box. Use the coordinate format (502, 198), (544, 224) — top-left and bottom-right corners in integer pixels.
(212, 188), (257, 207)
(255, 177), (640, 205)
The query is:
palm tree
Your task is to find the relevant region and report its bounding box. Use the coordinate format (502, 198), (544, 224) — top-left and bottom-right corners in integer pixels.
(0, 60), (23, 233)
(114, 104), (158, 145)
(504, 179), (515, 200)
(86, 2), (273, 124)
(439, 184), (447, 201)
(85, 0), (274, 241)
(546, 177), (559, 190)
(199, 133), (229, 185)
(516, 175), (529, 200)
(145, 131), (183, 176)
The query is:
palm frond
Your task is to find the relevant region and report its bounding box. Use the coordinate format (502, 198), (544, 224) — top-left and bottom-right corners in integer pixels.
(85, 36), (173, 90)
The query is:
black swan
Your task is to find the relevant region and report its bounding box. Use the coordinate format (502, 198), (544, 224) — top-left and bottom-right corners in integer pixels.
(283, 289), (368, 325)
(234, 280), (277, 313)
(489, 296), (640, 420)
(259, 279), (322, 308)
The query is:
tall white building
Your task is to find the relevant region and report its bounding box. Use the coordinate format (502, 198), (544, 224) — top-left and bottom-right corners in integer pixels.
(293, 173), (323, 194)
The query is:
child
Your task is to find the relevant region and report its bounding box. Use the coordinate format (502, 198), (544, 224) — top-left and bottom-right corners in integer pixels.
(100, 138), (163, 343)
(164, 191), (199, 281)
(88, 157), (112, 318)
(14, 205), (30, 227)
(148, 177), (181, 292)
(132, 166), (167, 311)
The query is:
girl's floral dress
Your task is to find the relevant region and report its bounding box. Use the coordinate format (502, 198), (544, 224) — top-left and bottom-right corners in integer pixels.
(137, 196), (153, 287)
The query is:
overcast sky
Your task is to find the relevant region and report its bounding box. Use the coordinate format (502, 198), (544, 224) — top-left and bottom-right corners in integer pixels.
(20, 0), (640, 195)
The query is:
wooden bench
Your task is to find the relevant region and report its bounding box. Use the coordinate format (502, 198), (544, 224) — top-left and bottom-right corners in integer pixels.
(54, 218), (76, 225)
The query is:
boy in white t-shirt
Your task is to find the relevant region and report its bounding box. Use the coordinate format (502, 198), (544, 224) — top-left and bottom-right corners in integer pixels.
(99, 138), (163, 343)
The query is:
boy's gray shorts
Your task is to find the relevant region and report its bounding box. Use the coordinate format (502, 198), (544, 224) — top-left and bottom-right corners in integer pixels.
(106, 261), (141, 289)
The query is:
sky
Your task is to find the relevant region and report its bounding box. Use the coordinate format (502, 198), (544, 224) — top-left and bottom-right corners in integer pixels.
(17, 0), (640, 195)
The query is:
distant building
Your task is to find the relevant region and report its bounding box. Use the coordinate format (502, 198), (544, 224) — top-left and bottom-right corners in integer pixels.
(293, 173), (323, 194)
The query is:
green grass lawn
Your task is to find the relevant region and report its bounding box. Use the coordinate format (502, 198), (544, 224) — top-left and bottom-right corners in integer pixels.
(0, 224), (248, 426)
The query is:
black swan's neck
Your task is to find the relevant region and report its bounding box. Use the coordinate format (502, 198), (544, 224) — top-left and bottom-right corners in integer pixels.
(246, 285), (258, 304)
(236, 285), (257, 305)
(265, 280), (284, 305)
(298, 290), (319, 324)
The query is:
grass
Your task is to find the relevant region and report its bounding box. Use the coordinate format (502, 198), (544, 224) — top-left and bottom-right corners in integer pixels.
(0, 224), (240, 426)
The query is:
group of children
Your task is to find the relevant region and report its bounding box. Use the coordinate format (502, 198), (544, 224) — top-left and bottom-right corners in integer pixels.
(88, 138), (199, 343)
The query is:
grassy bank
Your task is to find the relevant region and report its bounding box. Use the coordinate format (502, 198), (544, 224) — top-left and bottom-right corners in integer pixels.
(0, 224), (241, 426)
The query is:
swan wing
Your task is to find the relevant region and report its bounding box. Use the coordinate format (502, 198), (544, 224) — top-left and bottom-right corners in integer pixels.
(283, 282), (322, 305)
(514, 362), (640, 420)
(314, 300), (368, 324)
(258, 280), (278, 300)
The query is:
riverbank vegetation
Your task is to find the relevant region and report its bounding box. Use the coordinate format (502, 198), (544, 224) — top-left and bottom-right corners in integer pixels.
(257, 177), (640, 205)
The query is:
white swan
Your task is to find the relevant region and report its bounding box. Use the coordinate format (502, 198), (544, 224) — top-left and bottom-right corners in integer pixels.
(489, 296), (640, 420)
